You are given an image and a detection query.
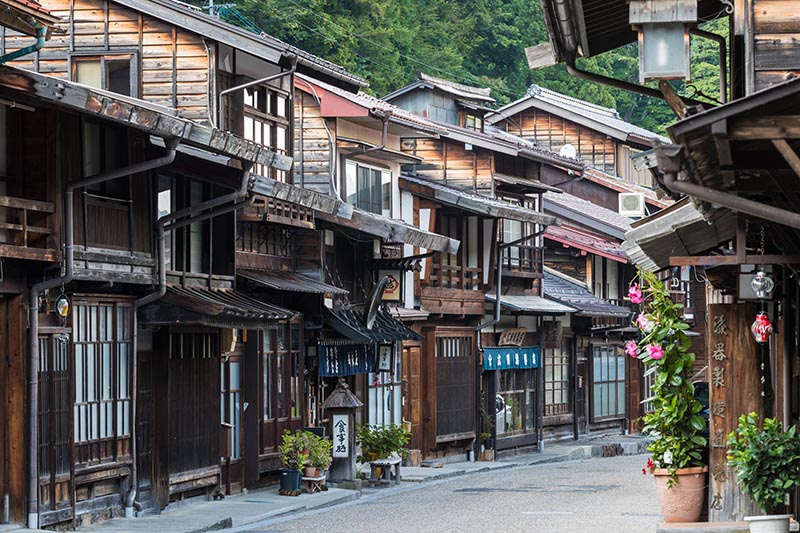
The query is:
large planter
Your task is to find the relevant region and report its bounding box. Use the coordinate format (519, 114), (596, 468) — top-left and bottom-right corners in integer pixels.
(653, 466), (708, 523)
(744, 514), (793, 533)
(279, 469), (302, 493)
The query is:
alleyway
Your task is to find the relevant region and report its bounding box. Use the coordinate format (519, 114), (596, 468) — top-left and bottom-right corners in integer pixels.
(238, 455), (660, 533)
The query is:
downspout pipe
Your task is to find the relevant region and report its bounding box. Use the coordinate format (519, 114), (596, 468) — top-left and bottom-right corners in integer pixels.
(27, 139), (179, 529)
(565, 61), (709, 109)
(126, 163), (252, 515)
(362, 110), (391, 155)
(655, 143), (800, 230)
(216, 55), (297, 128)
(690, 29), (727, 104)
(0, 23), (46, 65)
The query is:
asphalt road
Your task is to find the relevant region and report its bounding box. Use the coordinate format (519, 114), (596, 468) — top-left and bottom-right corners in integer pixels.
(242, 454), (662, 533)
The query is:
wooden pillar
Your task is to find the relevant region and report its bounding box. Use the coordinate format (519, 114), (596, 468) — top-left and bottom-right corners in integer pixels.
(708, 303), (763, 521)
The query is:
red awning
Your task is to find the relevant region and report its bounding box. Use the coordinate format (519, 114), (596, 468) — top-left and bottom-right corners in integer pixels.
(545, 225), (628, 263)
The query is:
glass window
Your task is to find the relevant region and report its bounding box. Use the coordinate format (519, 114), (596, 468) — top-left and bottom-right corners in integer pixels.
(544, 336), (571, 416)
(73, 301), (133, 452)
(243, 86), (290, 182)
(345, 160), (391, 216)
(74, 56), (133, 97)
(591, 344), (626, 421)
(496, 369), (536, 435)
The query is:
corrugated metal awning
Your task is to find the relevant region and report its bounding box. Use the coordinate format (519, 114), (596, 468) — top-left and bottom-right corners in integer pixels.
(139, 287), (297, 329)
(323, 306), (422, 343)
(485, 293), (576, 314)
(238, 269), (348, 295)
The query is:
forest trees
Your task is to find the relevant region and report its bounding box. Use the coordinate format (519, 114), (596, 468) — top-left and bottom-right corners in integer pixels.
(202, 0), (726, 134)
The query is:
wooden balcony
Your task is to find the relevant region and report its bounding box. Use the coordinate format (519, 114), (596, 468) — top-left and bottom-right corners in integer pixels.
(420, 258), (484, 315)
(591, 298), (634, 330)
(500, 245), (543, 279)
(238, 197), (315, 229)
(0, 195), (57, 262)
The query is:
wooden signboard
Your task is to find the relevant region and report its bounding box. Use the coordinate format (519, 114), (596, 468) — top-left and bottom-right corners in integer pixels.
(708, 303), (763, 522)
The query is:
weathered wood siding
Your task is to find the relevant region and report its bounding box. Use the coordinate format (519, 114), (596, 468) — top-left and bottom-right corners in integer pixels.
(2, 0), (209, 121)
(293, 91), (331, 195)
(752, 0), (800, 91)
(494, 109), (617, 174)
(401, 138), (493, 191)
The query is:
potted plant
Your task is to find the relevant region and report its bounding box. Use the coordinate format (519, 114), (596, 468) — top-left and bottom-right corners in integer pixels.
(308, 433), (333, 479)
(727, 412), (800, 532)
(356, 424), (410, 462)
(278, 430), (309, 494)
(629, 270), (708, 522)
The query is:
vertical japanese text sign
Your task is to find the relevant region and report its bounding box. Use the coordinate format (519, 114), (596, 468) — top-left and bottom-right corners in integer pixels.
(332, 414), (350, 458)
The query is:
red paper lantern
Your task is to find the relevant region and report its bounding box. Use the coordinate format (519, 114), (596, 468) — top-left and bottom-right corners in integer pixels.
(751, 312), (773, 344)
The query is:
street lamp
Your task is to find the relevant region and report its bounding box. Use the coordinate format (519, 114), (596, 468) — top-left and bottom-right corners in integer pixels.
(630, 0), (696, 82)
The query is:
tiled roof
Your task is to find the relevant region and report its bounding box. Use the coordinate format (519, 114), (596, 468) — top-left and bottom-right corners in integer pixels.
(543, 269), (631, 318)
(545, 225), (627, 263)
(488, 84), (670, 146)
(418, 72), (495, 103)
(295, 73), (446, 135)
(400, 174), (559, 226)
(543, 190), (632, 238)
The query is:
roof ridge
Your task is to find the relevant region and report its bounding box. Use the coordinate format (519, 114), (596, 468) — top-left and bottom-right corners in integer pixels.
(419, 72), (492, 97)
(527, 84), (620, 119)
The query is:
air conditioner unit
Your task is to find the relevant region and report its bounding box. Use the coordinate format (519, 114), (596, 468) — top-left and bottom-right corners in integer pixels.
(619, 193), (646, 217)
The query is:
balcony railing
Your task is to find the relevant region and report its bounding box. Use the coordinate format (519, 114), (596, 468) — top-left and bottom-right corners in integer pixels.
(428, 259), (482, 291)
(591, 298), (635, 330)
(0, 195), (57, 262)
(238, 197), (315, 229)
(499, 245), (543, 278)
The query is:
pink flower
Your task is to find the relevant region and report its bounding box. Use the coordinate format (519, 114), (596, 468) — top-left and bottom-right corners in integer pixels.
(635, 313), (650, 330)
(628, 283), (643, 304)
(647, 344), (664, 360)
(625, 340), (638, 358)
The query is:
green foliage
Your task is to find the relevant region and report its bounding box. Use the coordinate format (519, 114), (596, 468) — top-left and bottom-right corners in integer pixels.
(197, 0), (728, 134)
(631, 270), (706, 487)
(278, 429), (311, 471)
(356, 424), (410, 462)
(727, 413), (800, 514)
(309, 433), (333, 470)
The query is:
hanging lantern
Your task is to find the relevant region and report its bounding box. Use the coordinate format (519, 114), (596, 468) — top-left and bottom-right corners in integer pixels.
(750, 269), (775, 299)
(55, 293), (70, 318)
(751, 312), (773, 344)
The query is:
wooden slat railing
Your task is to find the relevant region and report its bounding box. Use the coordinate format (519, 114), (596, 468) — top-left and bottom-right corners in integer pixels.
(0, 195), (57, 262)
(428, 257), (483, 291)
(238, 196), (315, 228)
(500, 245), (544, 278)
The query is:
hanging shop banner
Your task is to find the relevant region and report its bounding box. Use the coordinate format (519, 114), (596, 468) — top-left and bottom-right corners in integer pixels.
(482, 346), (541, 370)
(318, 342), (376, 376)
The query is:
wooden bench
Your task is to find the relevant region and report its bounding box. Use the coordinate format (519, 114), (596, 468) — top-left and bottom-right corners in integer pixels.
(301, 474), (327, 494)
(368, 457), (401, 487)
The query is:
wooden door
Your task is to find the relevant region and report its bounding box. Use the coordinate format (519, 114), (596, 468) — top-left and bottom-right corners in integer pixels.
(402, 345), (422, 451)
(0, 295), (25, 523)
(37, 332), (75, 527)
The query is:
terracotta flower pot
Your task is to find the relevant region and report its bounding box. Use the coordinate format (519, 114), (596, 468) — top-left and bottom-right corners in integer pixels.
(653, 466), (708, 523)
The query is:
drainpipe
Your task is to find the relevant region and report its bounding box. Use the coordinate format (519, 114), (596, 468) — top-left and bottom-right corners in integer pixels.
(690, 29), (727, 104)
(474, 228), (547, 459)
(362, 110), (391, 155)
(655, 143), (800, 230)
(27, 139), (179, 529)
(125, 163), (252, 516)
(565, 62), (709, 109)
(216, 55), (297, 128)
(0, 23), (46, 65)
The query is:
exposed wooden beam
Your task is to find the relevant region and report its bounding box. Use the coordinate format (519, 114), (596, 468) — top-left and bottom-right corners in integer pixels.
(712, 120), (733, 166)
(659, 80), (688, 119)
(729, 116), (800, 140)
(772, 138), (800, 179)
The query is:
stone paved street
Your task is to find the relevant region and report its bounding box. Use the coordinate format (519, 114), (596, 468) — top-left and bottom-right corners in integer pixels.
(237, 454), (661, 533)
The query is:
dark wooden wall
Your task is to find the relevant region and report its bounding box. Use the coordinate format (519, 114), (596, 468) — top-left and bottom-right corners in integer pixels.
(401, 138), (494, 192)
(751, 0), (800, 91)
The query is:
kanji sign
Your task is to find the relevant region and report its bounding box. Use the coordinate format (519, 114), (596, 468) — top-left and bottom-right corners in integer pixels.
(332, 414), (350, 458)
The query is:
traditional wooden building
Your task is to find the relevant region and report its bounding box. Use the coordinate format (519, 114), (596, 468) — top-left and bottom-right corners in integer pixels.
(537, 0), (800, 522)
(0, 0), (451, 526)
